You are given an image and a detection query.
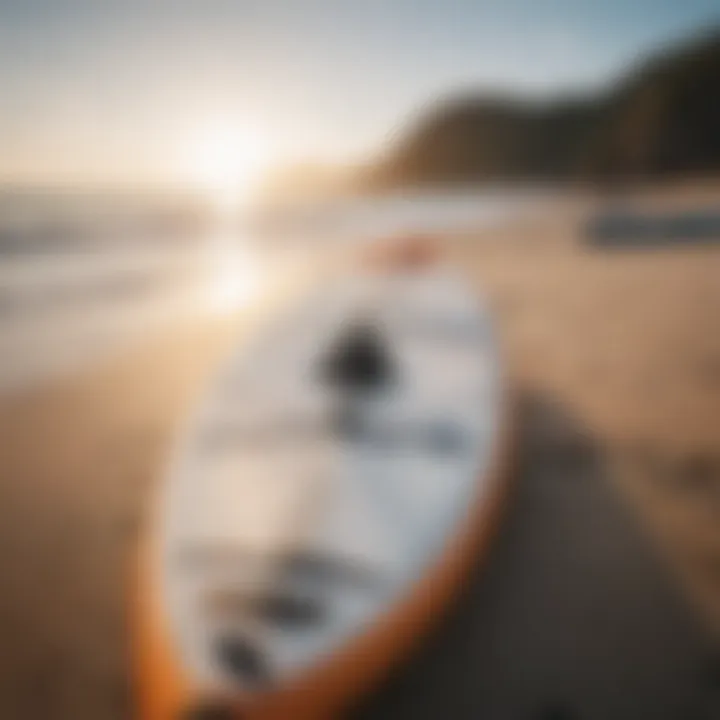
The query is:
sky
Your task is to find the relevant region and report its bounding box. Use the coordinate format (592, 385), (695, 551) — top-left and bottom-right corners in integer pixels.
(0, 0), (718, 187)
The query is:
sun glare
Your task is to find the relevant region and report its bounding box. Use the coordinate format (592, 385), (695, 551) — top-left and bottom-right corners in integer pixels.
(207, 237), (262, 313)
(188, 122), (269, 210)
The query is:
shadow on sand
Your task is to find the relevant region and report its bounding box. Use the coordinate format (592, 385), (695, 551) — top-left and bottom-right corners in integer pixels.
(354, 392), (719, 720)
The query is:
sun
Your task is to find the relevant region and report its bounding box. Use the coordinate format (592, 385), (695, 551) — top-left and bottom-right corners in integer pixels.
(187, 122), (269, 209)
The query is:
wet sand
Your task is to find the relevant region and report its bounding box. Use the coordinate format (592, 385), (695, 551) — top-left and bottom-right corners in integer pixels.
(0, 190), (719, 718)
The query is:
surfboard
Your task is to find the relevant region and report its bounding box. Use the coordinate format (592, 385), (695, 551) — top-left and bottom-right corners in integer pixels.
(133, 251), (513, 719)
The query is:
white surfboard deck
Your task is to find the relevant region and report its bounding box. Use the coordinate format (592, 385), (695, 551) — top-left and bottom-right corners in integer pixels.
(158, 264), (502, 694)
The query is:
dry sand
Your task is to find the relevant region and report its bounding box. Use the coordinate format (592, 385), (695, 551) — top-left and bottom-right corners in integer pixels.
(0, 189), (718, 718)
(451, 191), (720, 637)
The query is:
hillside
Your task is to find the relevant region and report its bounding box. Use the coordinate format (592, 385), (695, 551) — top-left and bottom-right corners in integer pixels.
(367, 28), (720, 188)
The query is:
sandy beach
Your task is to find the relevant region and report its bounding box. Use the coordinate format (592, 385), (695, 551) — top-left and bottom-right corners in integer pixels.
(453, 192), (720, 627)
(0, 188), (719, 718)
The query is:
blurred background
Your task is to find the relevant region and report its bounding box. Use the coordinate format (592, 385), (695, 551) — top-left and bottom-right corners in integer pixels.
(0, 1), (719, 718)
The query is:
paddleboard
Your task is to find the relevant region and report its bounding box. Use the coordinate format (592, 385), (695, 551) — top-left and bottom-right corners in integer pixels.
(133, 247), (513, 719)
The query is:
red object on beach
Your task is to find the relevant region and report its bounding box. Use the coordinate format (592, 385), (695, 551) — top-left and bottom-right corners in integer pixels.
(362, 234), (441, 270)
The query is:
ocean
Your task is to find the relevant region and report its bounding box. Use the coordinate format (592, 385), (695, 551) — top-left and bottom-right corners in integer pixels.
(0, 187), (544, 391)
